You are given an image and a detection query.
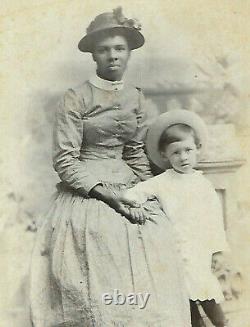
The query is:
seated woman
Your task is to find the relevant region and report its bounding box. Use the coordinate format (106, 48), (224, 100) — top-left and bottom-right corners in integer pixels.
(30, 7), (191, 327)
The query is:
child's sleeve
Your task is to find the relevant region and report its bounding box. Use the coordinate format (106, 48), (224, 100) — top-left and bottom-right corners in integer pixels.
(123, 178), (159, 205)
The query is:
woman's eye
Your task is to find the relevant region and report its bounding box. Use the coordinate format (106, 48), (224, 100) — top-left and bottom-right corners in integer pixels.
(116, 46), (125, 51)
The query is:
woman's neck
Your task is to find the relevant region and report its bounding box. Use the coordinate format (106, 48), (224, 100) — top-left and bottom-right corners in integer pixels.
(96, 71), (123, 82)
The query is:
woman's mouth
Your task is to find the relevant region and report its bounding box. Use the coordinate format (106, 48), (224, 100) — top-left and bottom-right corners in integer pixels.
(108, 64), (120, 69)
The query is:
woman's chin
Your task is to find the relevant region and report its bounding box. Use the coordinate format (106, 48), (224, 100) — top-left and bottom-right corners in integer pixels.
(103, 69), (123, 81)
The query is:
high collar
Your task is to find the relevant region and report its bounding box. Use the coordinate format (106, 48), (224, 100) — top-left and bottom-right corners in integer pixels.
(166, 168), (201, 177)
(89, 74), (124, 91)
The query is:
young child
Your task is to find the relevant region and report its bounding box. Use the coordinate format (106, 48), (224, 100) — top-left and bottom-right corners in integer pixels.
(122, 110), (230, 327)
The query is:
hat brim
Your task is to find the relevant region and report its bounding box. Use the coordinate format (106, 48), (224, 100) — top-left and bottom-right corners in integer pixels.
(146, 110), (208, 170)
(78, 26), (144, 52)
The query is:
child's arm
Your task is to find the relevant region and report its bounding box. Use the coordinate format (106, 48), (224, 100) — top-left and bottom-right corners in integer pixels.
(120, 177), (159, 224)
(122, 177), (158, 205)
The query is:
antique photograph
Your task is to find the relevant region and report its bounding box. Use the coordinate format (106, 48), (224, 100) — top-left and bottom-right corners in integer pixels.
(1, 1), (250, 326)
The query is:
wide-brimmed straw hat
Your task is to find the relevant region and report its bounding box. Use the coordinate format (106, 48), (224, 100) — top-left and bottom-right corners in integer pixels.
(78, 7), (144, 52)
(146, 109), (208, 170)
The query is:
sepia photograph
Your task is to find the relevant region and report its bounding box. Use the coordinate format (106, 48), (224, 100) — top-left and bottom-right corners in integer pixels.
(1, 1), (250, 326)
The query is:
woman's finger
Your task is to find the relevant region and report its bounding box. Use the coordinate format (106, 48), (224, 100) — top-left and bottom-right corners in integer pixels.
(127, 208), (138, 224)
(133, 209), (140, 222)
(131, 211), (138, 223)
(137, 210), (144, 224)
(138, 216), (144, 225)
(140, 209), (147, 225)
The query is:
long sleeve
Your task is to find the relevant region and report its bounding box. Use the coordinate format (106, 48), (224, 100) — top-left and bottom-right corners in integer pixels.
(122, 89), (153, 181)
(53, 88), (100, 196)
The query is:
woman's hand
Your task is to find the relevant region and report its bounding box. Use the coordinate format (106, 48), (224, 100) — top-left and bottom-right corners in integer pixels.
(129, 206), (147, 225)
(119, 191), (157, 224)
(89, 185), (148, 224)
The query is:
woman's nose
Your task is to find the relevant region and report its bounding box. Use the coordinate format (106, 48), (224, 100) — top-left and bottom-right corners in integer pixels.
(108, 49), (118, 60)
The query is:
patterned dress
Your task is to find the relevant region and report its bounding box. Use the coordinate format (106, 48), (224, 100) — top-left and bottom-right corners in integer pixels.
(30, 76), (191, 327)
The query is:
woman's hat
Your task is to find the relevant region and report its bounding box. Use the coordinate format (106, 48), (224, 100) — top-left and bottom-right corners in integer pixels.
(146, 109), (208, 170)
(78, 7), (144, 52)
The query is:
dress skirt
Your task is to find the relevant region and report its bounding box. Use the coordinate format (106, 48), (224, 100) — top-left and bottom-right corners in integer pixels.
(179, 243), (225, 303)
(30, 184), (191, 327)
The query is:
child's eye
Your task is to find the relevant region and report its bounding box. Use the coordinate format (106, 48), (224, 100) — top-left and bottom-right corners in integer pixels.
(186, 148), (193, 153)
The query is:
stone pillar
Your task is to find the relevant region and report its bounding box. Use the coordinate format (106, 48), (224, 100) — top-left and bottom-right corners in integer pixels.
(198, 124), (245, 233)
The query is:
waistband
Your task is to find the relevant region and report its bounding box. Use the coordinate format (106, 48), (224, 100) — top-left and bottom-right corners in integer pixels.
(79, 146), (123, 160)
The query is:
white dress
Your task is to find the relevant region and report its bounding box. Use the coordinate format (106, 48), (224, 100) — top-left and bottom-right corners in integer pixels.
(125, 168), (229, 303)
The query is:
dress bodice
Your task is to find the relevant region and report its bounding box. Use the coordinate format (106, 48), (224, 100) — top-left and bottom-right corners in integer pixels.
(79, 83), (139, 159)
(53, 80), (152, 195)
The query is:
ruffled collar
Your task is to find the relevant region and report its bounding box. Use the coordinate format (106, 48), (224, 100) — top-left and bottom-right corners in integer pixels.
(89, 74), (124, 91)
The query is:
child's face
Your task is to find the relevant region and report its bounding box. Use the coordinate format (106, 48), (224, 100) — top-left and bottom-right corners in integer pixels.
(161, 136), (200, 174)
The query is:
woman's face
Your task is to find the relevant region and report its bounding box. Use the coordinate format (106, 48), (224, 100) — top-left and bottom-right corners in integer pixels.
(92, 34), (131, 81)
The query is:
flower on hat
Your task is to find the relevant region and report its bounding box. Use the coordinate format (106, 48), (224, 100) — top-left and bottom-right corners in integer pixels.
(113, 7), (142, 31)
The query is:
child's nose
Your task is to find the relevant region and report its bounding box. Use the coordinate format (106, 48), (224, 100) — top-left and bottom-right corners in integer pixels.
(180, 152), (188, 161)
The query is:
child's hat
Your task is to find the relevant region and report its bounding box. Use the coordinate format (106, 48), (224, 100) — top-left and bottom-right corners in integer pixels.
(146, 109), (208, 170)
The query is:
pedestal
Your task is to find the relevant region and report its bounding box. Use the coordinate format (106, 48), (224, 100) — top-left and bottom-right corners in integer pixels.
(197, 160), (245, 232)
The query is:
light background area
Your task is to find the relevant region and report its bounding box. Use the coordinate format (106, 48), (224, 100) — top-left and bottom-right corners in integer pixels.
(1, 1), (250, 326)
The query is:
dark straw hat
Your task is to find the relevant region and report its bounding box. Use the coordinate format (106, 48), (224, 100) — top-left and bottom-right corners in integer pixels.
(78, 7), (145, 52)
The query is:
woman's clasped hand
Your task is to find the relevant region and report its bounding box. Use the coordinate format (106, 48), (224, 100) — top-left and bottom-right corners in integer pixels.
(89, 184), (149, 225)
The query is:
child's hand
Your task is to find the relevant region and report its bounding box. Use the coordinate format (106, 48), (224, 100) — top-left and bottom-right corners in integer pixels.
(212, 251), (226, 271)
(129, 206), (147, 225)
